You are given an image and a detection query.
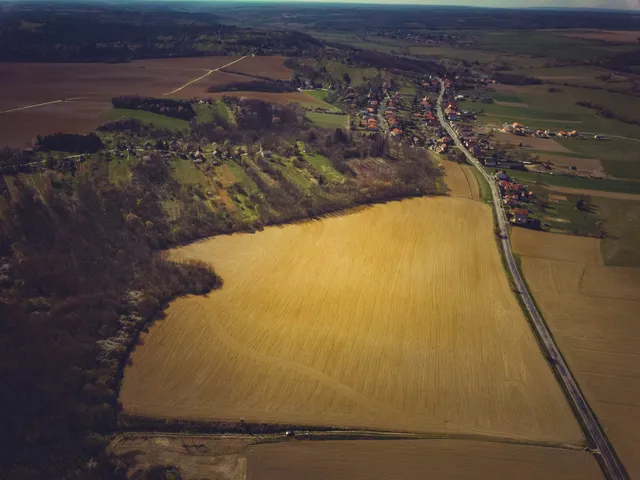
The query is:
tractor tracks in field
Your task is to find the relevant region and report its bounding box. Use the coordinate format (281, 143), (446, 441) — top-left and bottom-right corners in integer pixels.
(190, 303), (400, 418)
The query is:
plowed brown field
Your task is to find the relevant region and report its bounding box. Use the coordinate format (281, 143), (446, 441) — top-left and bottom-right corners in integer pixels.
(121, 197), (581, 444)
(0, 56), (289, 147)
(221, 55), (293, 80)
(513, 229), (640, 478)
(247, 440), (602, 480)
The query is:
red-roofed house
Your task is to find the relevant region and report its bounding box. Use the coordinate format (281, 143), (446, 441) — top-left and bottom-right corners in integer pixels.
(513, 209), (529, 225)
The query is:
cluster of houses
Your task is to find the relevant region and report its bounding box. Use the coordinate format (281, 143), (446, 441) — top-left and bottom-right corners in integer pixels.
(416, 96), (438, 127)
(385, 94), (404, 137)
(358, 98), (380, 131)
(495, 170), (533, 226)
(503, 123), (579, 138)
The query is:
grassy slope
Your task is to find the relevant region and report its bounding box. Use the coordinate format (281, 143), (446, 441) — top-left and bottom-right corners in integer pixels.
(302, 150), (344, 183)
(109, 154), (137, 185)
(306, 112), (347, 129)
(106, 108), (189, 131)
(305, 90), (329, 101)
(194, 101), (235, 125)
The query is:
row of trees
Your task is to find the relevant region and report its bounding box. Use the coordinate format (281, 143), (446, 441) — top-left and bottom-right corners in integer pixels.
(0, 160), (223, 479)
(37, 132), (104, 153)
(207, 80), (296, 94)
(112, 96), (196, 121)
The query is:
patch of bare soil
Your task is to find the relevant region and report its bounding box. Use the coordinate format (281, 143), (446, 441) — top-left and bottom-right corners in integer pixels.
(110, 434), (254, 480)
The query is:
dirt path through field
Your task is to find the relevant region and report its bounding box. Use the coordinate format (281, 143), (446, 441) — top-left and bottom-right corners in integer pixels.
(164, 56), (247, 96)
(0, 97), (85, 114)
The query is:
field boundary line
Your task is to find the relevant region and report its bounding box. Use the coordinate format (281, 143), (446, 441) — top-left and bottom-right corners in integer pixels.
(113, 425), (588, 452)
(164, 56), (247, 96)
(0, 99), (63, 114)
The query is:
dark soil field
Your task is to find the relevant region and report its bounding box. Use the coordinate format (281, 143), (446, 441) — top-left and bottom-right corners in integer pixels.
(221, 55), (293, 80)
(0, 56), (283, 147)
(247, 440), (601, 480)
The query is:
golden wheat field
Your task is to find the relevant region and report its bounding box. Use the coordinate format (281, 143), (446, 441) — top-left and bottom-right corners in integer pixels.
(440, 159), (481, 200)
(247, 440), (602, 480)
(513, 229), (640, 478)
(121, 197), (582, 443)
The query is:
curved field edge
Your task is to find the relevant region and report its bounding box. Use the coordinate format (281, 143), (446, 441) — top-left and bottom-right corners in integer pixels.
(120, 196), (583, 445)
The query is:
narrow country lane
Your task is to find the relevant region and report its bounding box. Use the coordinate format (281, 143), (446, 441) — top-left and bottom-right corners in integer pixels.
(436, 78), (628, 480)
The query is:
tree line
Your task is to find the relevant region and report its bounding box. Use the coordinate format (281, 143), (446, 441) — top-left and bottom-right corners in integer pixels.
(112, 97), (196, 121)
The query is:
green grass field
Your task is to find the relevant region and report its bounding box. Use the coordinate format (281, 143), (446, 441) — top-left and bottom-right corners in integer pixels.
(274, 156), (316, 189)
(306, 112), (347, 129)
(470, 166), (491, 203)
(470, 30), (635, 62)
(321, 59), (380, 86)
(302, 147), (344, 183)
(555, 137), (639, 162)
(227, 160), (259, 194)
(495, 168), (640, 194)
(109, 154), (137, 185)
(193, 101), (234, 125)
(597, 197), (640, 266)
(305, 90), (329, 101)
(470, 83), (640, 139)
(487, 92), (523, 103)
(526, 184), (601, 237)
(106, 108), (189, 131)
(171, 159), (209, 186)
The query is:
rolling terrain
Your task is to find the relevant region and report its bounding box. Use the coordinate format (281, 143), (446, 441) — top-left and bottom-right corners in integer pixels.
(121, 196), (582, 444)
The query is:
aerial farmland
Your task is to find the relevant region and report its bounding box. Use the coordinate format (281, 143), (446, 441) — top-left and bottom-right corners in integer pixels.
(121, 195), (582, 443)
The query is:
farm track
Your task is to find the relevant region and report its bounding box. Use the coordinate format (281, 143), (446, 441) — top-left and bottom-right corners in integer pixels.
(0, 97), (84, 114)
(437, 78), (629, 480)
(163, 56), (247, 96)
(111, 429), (587, 452)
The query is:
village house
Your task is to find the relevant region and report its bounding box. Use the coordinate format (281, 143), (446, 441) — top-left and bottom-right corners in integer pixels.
(513, 209), (529, 225)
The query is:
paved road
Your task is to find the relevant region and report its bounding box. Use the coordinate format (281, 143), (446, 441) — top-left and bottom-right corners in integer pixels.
(436, 78), (628, 480)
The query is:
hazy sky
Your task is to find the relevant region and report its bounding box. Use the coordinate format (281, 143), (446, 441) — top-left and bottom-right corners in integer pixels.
(250, 0), (639, 9)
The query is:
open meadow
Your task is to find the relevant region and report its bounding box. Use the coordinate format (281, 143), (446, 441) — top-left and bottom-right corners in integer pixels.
(513, 229), (640, 478)
(120, 196), (582, 444)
